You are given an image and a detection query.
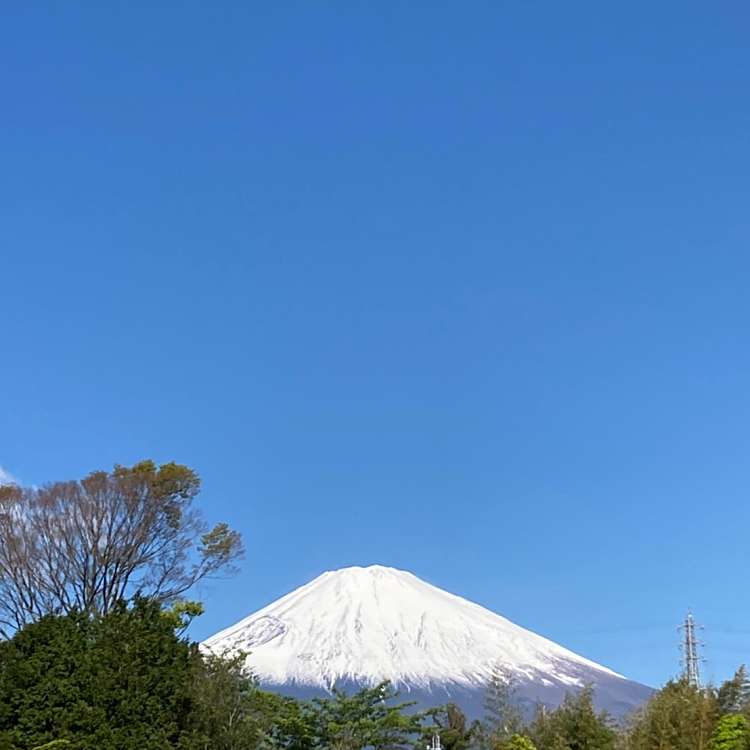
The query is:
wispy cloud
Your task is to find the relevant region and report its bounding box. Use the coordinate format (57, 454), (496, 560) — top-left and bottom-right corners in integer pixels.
(0, 466), (18, 486)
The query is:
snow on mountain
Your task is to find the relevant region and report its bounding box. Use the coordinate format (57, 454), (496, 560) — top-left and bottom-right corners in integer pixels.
(0, 467), (17, 486)
(203, 565), (651, 716)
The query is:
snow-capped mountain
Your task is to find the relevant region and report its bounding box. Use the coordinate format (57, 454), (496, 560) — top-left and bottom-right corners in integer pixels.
(203, 565), (650, 717)
(0, 467), (17, 486)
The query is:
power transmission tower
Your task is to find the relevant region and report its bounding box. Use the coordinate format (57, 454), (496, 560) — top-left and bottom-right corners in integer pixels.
(679, 611), (702, 687)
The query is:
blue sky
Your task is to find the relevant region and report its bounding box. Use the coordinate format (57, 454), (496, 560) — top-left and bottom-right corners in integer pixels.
(2, 2), (749, 688)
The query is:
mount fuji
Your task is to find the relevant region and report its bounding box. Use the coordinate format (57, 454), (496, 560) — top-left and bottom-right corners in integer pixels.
(203, 565), (651, 717)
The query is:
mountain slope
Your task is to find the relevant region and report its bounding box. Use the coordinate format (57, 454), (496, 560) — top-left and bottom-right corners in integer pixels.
(203, 565), (651, 717)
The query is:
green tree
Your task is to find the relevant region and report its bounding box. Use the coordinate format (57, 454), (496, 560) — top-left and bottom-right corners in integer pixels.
(87, 598), (198, 748)
(311, 682), (421, 750)
(0, 598), (198, 750)
(708, 715), (750, 750)
(0, 610), (95, 748)
(718, 668), (750, 716)
(419, 703), (478, 750)
(259, 694), (320, 750)
(529, 687), (615, 750)
(504, 736), (537, 750)
(183, 648), (295, 750)
(625, 678), (718, 750)
(482, 666), (523, 748)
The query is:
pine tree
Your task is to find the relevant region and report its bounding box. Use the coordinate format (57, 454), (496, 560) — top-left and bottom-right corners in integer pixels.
(483, 665), (523, 748)
(718, 668), (750, 716)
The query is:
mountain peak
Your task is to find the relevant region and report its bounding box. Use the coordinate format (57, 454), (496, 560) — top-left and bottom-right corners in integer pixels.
(204, 565), (629, 691)
(320, 564), (412, 577)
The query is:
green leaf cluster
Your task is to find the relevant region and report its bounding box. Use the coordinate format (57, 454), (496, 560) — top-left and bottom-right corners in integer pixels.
(0, 599), (197, 750)
(708, 714), (750, 750)
(502, 736), (537, 750)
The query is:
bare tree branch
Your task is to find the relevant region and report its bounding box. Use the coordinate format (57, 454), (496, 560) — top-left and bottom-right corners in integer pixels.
(0, 460), (244, 633)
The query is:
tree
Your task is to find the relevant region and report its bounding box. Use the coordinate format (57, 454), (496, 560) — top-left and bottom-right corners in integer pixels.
(0, 460), (243, 635)
(504, 737), (537, 750)
(259, 694), (319, 750)
(310, 682), (421, 750)
(0, 598), (199, 750)
(482, 666), (523, 748)
(718, 668), (750, 716)
(419, 703), (478, 750)
(0, 599), (329, 750)
(184, 648), (289, 750)
(708, 715), (750, 750)
(625, 678), (718, 750)
(528, 686), (615, 750)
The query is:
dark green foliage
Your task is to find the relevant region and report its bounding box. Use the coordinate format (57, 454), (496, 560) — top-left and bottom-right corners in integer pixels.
(260, 694), (320, 750)
(310, 682), (421, 750)
(182, 648), (297, 750)
(0, 599), (197, 750)
(0, 610), (422, 750)
(528, 686), (615, 750)
(0, 611), (93, 748)
(419, 703), (479, 750)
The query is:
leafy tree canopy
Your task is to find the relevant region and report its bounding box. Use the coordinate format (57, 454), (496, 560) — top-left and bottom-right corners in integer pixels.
(708, 714), (750, 750)
(0, 598), (198, 750)
(419, 703), (479, 750)
(310, 682), (421, 750)
(0, 461), (243, 636)
(625, 678), (718, 750)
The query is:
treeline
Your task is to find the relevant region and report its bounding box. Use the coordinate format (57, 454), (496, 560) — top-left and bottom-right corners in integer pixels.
(0, 462), (748, 750)
(0, 597), (419, 750)
(1, 601), (748, 750)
